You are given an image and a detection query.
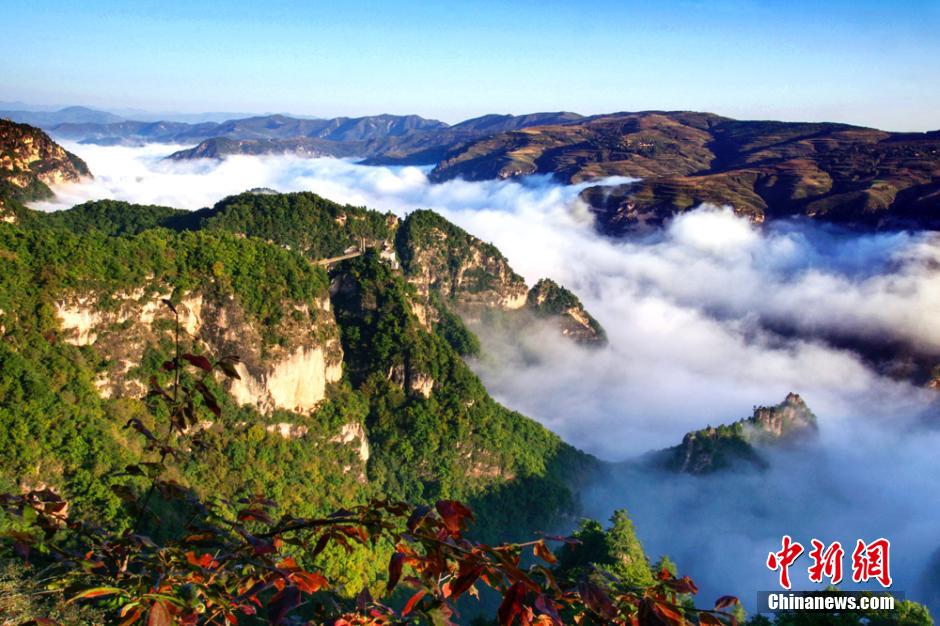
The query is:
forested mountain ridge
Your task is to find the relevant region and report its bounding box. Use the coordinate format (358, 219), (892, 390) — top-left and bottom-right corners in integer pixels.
(0, 201), (601, 597)
(44, 106), (940, 230)
(652, 393), (819, 474)
(0, 119), (608, 560)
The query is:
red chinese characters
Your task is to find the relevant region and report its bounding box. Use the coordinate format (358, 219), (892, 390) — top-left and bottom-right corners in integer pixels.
(807, 539), (844, 584)
(851, 538), (893, 588)
(767, 536), (893, 589)
(767, 535), (804, 589)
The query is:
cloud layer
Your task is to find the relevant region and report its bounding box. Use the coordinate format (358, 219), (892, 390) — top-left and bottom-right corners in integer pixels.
(36, 144), (940, 611)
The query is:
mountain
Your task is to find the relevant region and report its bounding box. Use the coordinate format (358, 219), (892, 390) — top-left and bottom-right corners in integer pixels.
(48, 113), (448, 147)
(0, 120), (91, 218)
(450, 111), (584, 133)
(652, 393), (818, 474)
(0, 105), (124, 126)
(526, 279), (606, 344)
(427, 111), (940, 230)
(166, 136), (362, 160)
(2, 185), (607, 552)
(45, 110), (590, 164)
(32, 108), (940, 231)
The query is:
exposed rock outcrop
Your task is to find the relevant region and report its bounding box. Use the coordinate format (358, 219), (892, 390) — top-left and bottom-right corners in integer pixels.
(526, 278), (606, 345)
(395, 210), (529, 316)
(394, 210), (606, 343)
(0, 119), (91, 210)
(329, 422), (370, 464)
(655, 393), (818, 474)
(55, 288), (343, 414)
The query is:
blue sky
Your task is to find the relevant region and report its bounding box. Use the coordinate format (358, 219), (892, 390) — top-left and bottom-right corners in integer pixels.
(2, 0), (938, 130)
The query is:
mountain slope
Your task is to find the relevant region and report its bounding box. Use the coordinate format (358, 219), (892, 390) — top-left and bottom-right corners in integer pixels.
(0, 105), (124, 126)
(49, 113), (447, 147)
(0, 120), (91, 218)
(1, 191), (603, 551)
(64, 191), (606, 346)
(652, 393), (818, 474)
(428, 112), (940, 229)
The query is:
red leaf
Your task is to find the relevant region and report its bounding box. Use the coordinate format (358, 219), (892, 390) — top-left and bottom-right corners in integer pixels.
(666, 575), (699, 595)
(450, 563), (484, 599)
(652, 601), (685, 626)
(185, 551), (216, 568)
(182, 353), (213, 372)
(148, 601), (173, 626)
(715, 596), (739, 610)
(118, 605), (144, 626)
(69, 586), (123, 602)
(402, 589), (426, 616)
(534, 594), (562, 626)
(292, 571), (328, 594)
(533, 541), (557, 565)
(497, 582), (527, 626)
(578, 582), (616, 620)
(700, 613), (724, 626)
(387, 551), (405, 593)
(435, 500), (473, 535)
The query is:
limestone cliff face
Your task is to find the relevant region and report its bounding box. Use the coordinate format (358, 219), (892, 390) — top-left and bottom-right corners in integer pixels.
(394, 210), (606, 344)
(396, 211), (529, 316)
(55, 287), (343, 414)
(658, 393), (818, 474)
(745, 392), (818, 443)
(0, 119), (91, 211)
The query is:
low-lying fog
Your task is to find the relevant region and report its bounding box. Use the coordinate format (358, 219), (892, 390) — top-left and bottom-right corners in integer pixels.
(37, 143), (940, 612)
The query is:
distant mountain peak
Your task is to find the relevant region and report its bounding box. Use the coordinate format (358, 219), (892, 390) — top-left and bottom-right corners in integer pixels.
(655, 393), (818, 474)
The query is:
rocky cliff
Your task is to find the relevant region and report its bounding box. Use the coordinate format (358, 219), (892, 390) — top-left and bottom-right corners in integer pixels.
(54, 288), (343, 414)
(655, 393), (818, 474)
(526, 279), (606, 345)
(394, 209), (606, 345)
(0, 119), (90, 216)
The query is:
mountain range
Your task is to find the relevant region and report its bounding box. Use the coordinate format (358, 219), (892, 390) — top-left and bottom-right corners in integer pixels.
(6, 105), (937, 231)
(0, 122), (813, 537)
(4, 108), (940, 624)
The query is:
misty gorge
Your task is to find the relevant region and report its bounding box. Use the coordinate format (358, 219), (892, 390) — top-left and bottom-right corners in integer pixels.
(2, 121), (939, 623)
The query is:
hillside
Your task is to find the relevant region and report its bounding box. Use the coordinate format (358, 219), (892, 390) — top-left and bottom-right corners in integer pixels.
(0, 119), (90, 218)
(1, 191), (607, 553)
(51, 191), (607, 346)
(35, 108), (940, 231)
(652, 393), (818, 474)
(0, 105), (123, 126)
(426, 111), (940, 230)
(48, 113), (448, 147)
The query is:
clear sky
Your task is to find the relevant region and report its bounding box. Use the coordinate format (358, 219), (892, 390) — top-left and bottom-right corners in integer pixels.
(2, 0), (938, 130)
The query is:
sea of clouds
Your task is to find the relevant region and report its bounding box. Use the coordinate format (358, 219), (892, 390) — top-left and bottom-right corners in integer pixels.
(35, 143), (940, 611)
